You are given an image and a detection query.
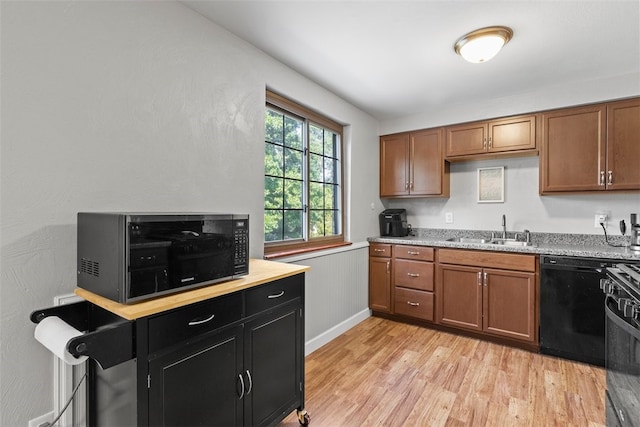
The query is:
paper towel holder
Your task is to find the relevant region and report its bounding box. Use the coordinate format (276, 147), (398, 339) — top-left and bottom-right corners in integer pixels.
(30, 301), (134, 369)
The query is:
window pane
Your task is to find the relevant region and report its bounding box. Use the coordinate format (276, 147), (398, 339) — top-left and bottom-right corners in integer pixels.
(265, 110), (284, 144)
(265, 143), (283, 177)
(264, 210), (283, 242)
(324, 184), (336, 208)
(309, 182), (323, 209)
(325, 210), (339, 235)
(309, 153), (323, 182)
(284, 179), (303, 209)
(324, 131), (336, 157)
(264, 176), (283, 209)
(284, 210), (303, 240)
(324, 157), (336, 183)
(284, 116), (303, 149)
(309, 124), (323, 154)
(310, 210), (324, 238)
(284, 147), (302, 179)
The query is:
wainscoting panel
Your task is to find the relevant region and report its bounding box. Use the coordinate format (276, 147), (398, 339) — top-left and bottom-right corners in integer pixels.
(286, 242), (370, 355)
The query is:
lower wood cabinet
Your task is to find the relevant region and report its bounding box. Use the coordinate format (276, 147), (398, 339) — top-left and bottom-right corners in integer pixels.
(369, 243), (392, 313)
(437, 249), (537, 344)
(89, 274), (306, 427)
(368, 244), (539, 347)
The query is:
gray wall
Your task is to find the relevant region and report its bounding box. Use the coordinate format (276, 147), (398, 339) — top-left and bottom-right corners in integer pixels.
(1, 2), (380, 425)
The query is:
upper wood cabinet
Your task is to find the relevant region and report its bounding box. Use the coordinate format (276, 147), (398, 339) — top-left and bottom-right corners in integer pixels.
(380, 128), (449, 198)
(540, 97), (640, 193)
(445, 114), (537, 159)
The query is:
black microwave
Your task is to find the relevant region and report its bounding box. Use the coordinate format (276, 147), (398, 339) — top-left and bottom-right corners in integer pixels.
(77, 212), (249, 304)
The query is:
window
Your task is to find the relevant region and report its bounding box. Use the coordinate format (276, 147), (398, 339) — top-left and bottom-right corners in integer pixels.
(264, 90), (345, 256)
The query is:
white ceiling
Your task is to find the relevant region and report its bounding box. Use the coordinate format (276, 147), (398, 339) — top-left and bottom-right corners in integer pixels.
(182, 1), (640, 120)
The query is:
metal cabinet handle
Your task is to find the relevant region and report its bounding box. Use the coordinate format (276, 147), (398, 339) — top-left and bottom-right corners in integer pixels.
(407, 251), (420, 255)
(188, 314), (215, 326)
(608, 171), (613, 185)
(405, 181), (409, 190)
(600, 171), (605, 186)
(407, 273), (420, 277)
(488, 137), (492, 149)
(238, 373), (245, 399)
(268, 291), (285, 299)
(245, 370), (253, 395)
(483, 138), (487, 150)
(409, 181), (414, 190)
(373, 248), (385, 253)
(407, 301), (420, 307)
(386, 261), (390, 273)
(483, 272), (488, 287)
(477, 271), (482, 286)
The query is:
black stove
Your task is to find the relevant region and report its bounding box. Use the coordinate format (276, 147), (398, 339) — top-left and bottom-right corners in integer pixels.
(603, 262), (640, 426)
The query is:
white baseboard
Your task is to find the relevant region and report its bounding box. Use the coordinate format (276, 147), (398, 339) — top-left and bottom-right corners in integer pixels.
(304, 308), (371, 356)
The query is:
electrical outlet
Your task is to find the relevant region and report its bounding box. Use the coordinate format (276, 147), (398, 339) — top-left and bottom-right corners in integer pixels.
(594, 213), (608, 228)
(445, 212), (454, 224)
(28, 411), (54, 427)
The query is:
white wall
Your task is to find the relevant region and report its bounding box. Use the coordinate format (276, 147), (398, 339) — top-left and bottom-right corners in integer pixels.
(386, 156), (640, 235)
(0, 2), (380, 425)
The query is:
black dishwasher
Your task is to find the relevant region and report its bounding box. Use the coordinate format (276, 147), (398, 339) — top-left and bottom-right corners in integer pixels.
(539, 256), (637, 367)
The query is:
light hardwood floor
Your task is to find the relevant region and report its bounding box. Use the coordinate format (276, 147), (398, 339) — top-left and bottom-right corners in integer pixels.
(279, 317), (606, 427)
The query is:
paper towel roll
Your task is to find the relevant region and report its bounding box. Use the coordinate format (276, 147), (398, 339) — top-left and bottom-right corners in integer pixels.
(34, 316), (88, 365)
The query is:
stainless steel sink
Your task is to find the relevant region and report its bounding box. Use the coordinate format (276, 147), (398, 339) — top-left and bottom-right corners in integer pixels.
(489, 239), (535, 247)
(446, 237), (535, 246)
(446, 237), (491, 244)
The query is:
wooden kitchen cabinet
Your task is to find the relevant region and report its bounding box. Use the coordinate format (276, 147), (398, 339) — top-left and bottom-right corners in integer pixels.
(540, 97), (640, 193)
(379, 128), (449, 198)
(369, 243), (392, 313)
(392, 245), (434, 321)
(445, 114), (537, 159)
(436, 249), (537, 344)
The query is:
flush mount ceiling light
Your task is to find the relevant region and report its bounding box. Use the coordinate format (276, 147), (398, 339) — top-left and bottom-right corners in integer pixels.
(454, 26), (513, 63)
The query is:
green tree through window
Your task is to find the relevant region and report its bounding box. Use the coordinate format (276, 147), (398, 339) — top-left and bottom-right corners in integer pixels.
(264, 91), (343, 254)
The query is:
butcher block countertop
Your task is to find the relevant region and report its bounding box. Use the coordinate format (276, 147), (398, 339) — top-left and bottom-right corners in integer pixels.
(74, 259), (310, 320)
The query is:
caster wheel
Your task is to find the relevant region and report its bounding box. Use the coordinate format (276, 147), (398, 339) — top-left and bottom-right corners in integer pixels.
(297, 409), (310, 425)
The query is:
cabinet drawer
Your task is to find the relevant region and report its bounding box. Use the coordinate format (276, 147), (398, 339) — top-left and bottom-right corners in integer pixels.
(394, 287), (434, 321)
(394, 259), (434, 291)
(148, 292), (242, 353)
(246, 274), (303, 316)
(370, 243), (391, 257)
(394, 245), (434, 261)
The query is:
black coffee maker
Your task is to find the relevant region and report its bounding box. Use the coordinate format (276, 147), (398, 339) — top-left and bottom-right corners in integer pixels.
(379, 209), (409, 237)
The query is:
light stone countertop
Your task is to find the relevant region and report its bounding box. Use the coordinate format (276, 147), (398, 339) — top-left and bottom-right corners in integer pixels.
(367, 228), (640, 262)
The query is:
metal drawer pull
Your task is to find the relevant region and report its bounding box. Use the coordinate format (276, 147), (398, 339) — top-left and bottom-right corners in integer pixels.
(407, 251), (420, 255)
(245, 370), (253, 395)
(268, 291), (285, 299)
(373, 249), (385, 253)
(188, 314), (215, 326)
(238, 373), (245, 399)
(407, 301), (420, 307)
(407, 273), (420, 277)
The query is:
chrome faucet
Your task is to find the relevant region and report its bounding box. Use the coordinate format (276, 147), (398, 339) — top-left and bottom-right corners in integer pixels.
(501, 214), (507, 239)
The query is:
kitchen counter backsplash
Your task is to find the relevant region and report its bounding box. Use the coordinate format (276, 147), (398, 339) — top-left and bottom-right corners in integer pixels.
(368, 228), (639, 261)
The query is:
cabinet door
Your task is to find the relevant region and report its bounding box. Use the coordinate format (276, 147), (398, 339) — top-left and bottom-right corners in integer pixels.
(148, 325), (244, 427)
(410, 128), (448, 196)
(437, 264), (482, 331)
(380, 134), (409, 196)
(606, 98), (640, 190)
(369, 256), (391, 313)
(540, 105), (606, 193)
(483, 269), (536, 342)
(488, 115), (536, 153)
(244, 302), (303, 427)
(445, 122), (487, 157)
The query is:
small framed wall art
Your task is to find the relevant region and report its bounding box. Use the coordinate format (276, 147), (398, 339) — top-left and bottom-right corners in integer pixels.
(477, 166), (504, 203)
